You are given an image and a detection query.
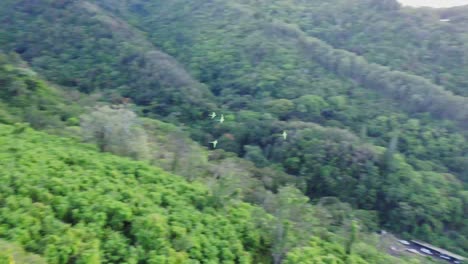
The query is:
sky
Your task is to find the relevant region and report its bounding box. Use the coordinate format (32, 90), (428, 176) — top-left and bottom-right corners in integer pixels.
(397, 0), (468, 7)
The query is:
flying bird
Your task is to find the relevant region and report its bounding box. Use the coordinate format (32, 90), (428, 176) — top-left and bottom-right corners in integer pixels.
(210, 112), (217, 119)
(282, 130), (287, 140)
(210, 139), (218, 148)
(219, 114), (225, 123)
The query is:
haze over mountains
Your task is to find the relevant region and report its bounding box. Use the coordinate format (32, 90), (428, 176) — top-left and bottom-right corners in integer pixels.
(0, 0), (467, 263)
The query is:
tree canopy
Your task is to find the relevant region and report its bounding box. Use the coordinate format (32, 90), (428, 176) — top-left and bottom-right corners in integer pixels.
(0, 0), (466, 261)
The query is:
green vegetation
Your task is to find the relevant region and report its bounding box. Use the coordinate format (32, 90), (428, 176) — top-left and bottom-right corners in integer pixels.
(80, 105), (150, 159)
(0, 0), (214, 121)
(0, 53), (80, 130)
(0, 124), (264, 263)
(248, 0), (468, 97)
(0, 0), (466, 262)
(0, 239), (46, 264)
(0, 124), (426, 263)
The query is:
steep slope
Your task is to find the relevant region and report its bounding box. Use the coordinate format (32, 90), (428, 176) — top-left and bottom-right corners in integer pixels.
(0, 0), (215, 120)
(1, 0), (466, 257)
(91, 0), (468, 178)
(235, 0), (468, 97)
(96, 1), (467, 122)
(0, 52), (83, 130)
(0, 124), (268, 263)
(0, 124), (428, 264)
(88, 0), (468, 254)
(94, 0), (468, 124)
(1, 0), (466, 174)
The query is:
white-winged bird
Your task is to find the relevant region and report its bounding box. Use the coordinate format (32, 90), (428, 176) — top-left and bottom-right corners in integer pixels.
(210, 139), (218, 148)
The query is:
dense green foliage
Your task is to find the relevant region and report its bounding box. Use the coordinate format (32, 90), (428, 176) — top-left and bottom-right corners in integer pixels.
(90, 0), (468, 177)
(0, 53), (78, 129)
(0, 124), (266, 263)
(0, 239), (46, 264)
(215, 0), (468, 98)
(0, 124), (425, 263)
(87, 0), (467, 253)
(0, 0), (466, 261)
(0, 0), (214, 120)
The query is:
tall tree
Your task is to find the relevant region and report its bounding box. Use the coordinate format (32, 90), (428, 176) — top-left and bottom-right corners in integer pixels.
(262, 186), (318, 264)
(80, 105), (149, 159)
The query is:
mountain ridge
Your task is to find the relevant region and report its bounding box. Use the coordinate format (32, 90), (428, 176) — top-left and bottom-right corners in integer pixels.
(0, 0), (466, 260)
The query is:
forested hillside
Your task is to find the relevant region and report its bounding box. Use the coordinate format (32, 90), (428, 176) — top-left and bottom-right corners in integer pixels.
(0, 0), (467, 262)
(0, 124), (265, 263)
(82, 0), (468, 253)
(0, 123), (429, 264)
(0, 0), (215, 120)
(237, 0), (468, 97)
(0, 53), (79, 129)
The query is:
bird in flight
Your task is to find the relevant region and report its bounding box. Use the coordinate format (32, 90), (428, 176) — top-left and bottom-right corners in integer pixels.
(219, 114), (225, 123)
(210, 139), (218, 148)
(210, 112), (217, 119)
(282, 130), (287, 140)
